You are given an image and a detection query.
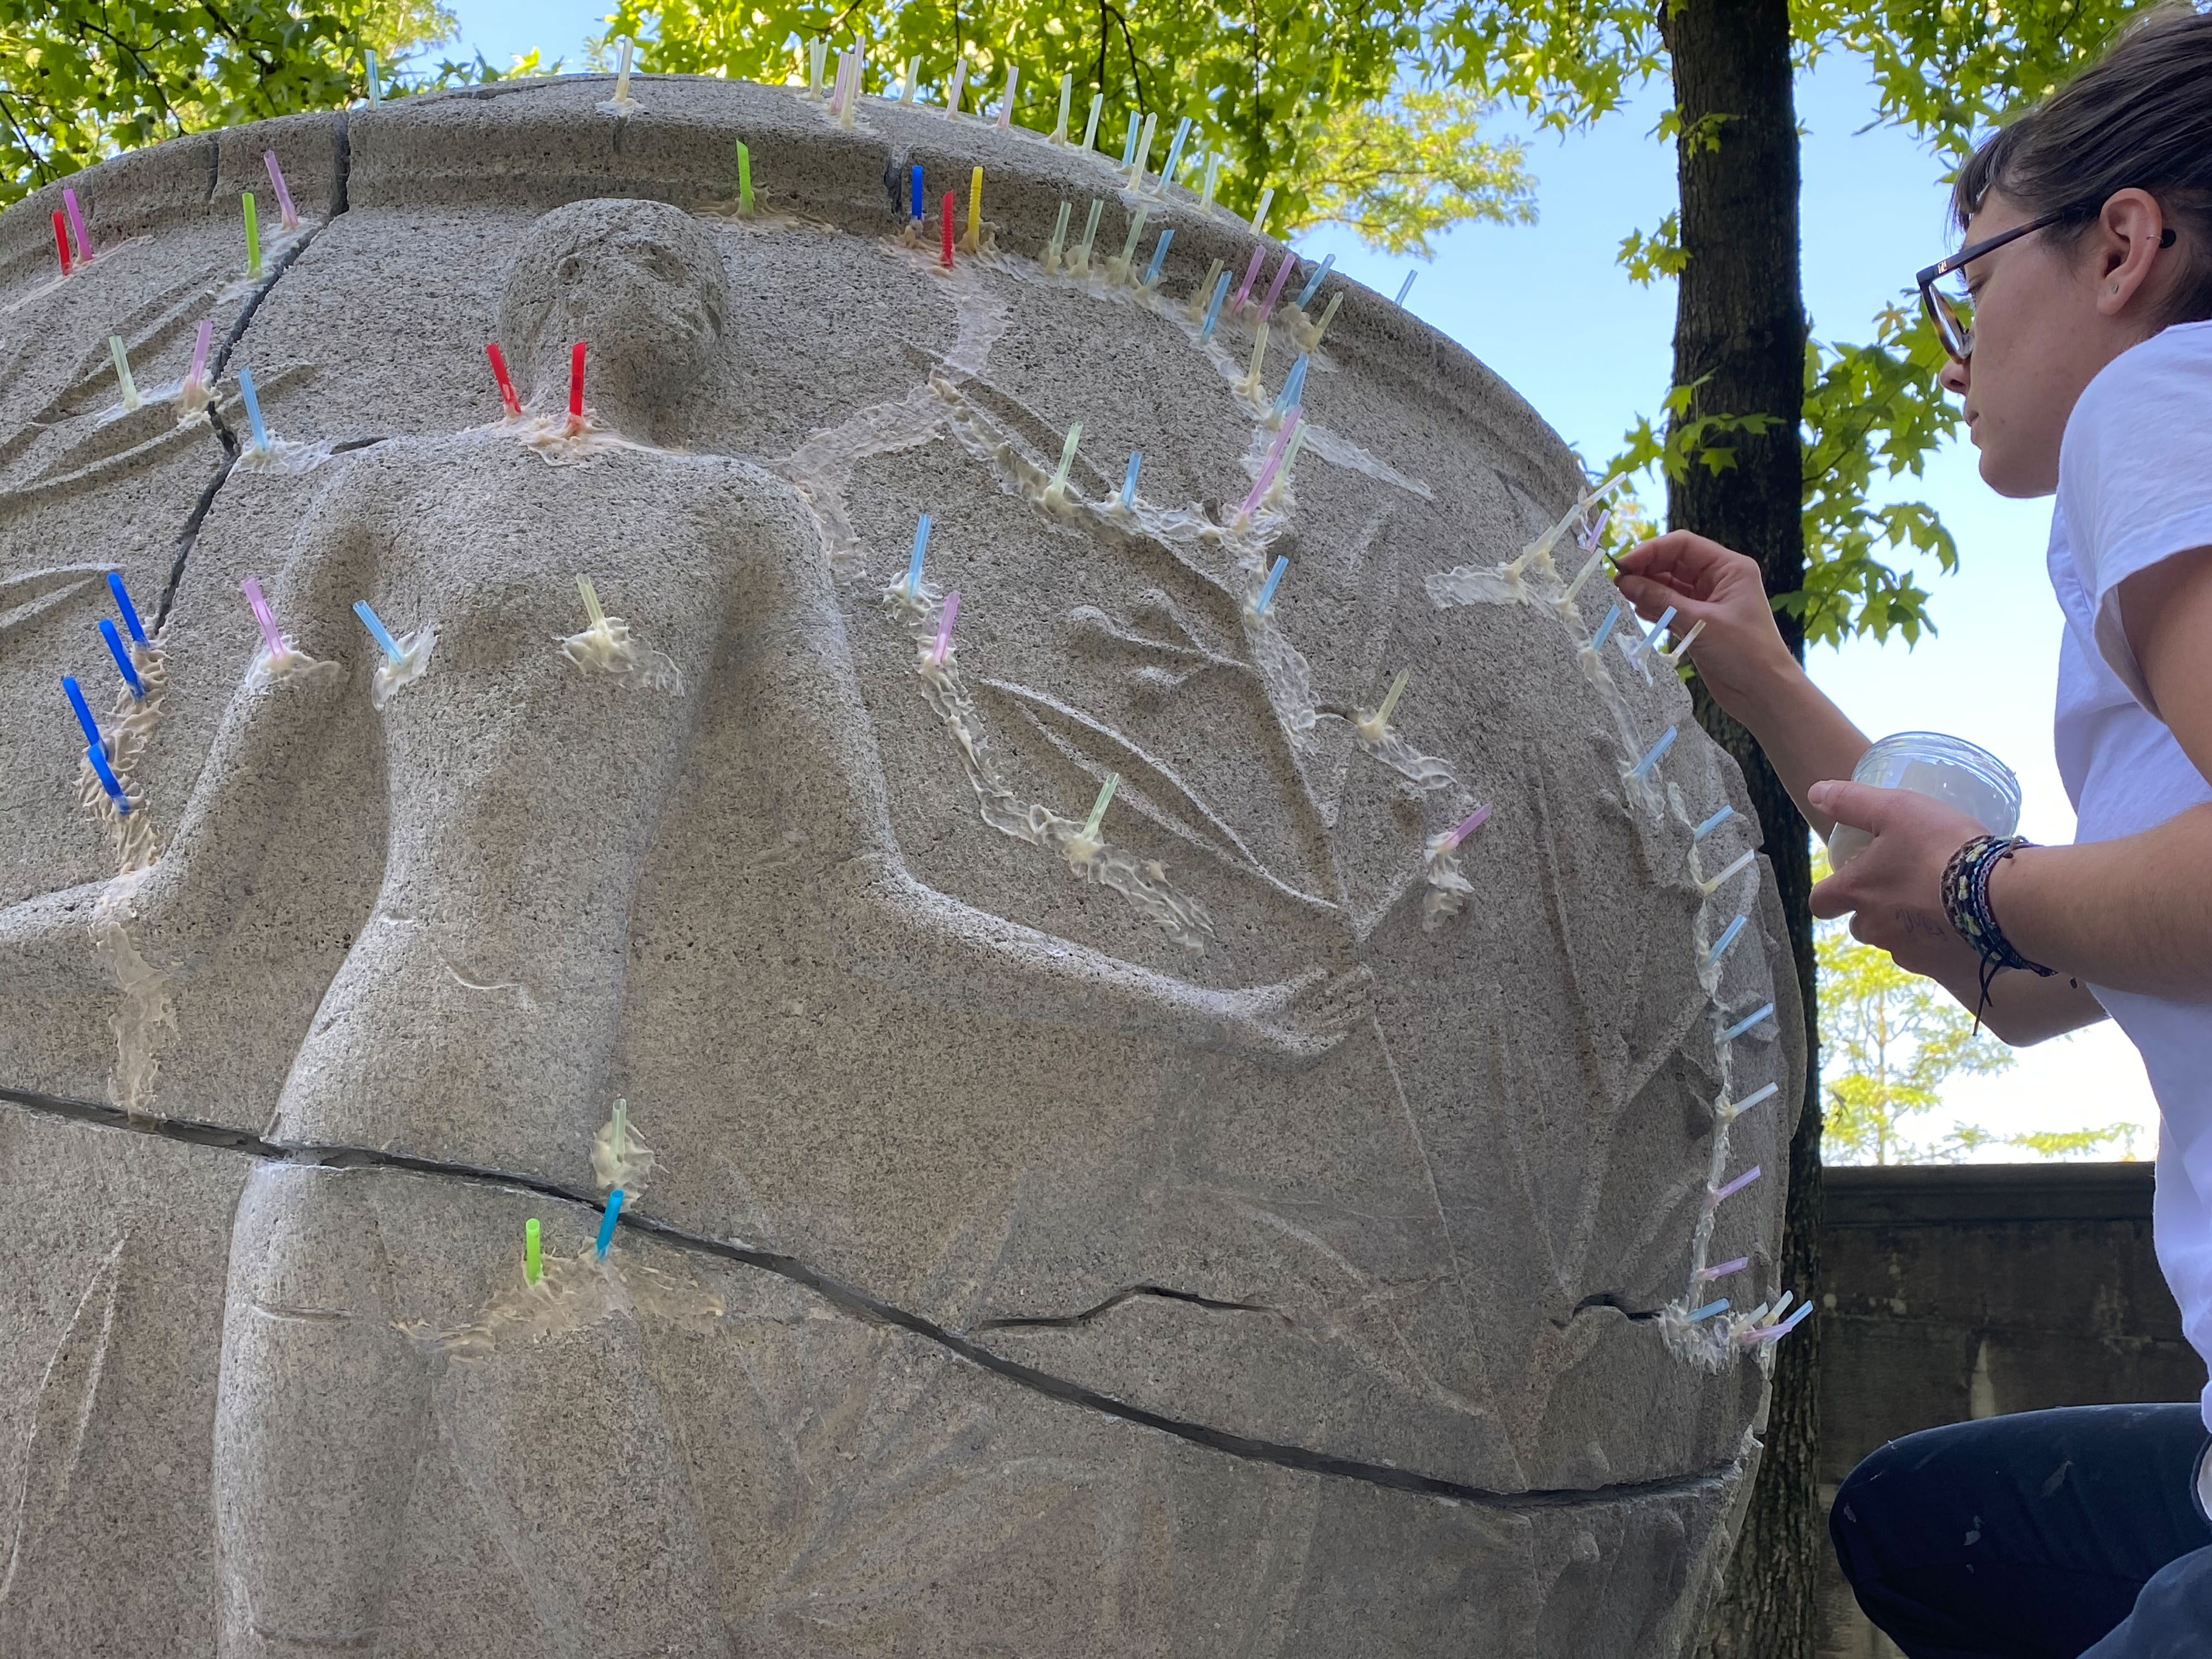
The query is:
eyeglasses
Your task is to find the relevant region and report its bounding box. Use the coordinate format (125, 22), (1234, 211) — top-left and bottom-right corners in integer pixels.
(1917, 209), (2180, 363)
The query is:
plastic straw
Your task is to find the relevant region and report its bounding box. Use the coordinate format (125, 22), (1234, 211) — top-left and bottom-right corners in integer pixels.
(1700, 848), (1757, 896)
(596, 1189), (624, 1259)
(1160, 117), (1193, 191)
(1127, 112), (1156, 185)
(1081, 93), (1103, 152)
(966, 166), (984, 247)
(264, 151), (300, 231)
(86, 741), (129, 812)
(1143, 228), (1174, 287)
(945, 60), (965, 117)
(1666, 619), (1707, 662)
(1723, 1083), (1780, 1121)
(64, 678), (104, 751)
(524, 1219), (543, 1284)
(941, 191), (956, 267)
(807, 39), (826, 98)
(1253, 555), (1288, 615)
(64, 187), (92, 263)
(1242, 323), (1268, 391)
(911, 164), (924, 223)
(1257, 250), (1296, 323)
(1589, 602), (1624, 653)
(567, 341), (585, 423)
(1442, 804), (1492, 852)
(242, 191), (261, 277)
(1081, 771), (1119, 840)
(1295, 253), (1335, 311)
(485, 342), (521, 416)
(1075, 199), (1102, 269)
(1394, 270), (1418, 307)
(905, 514), (932, 595)
(240, 576), (287, 662)
(1119, 452), (1141, 512)
(1052, 74), (1071, 142)
(1697, 1257), (1750, 1282)
(1371, 669), (1410, 730)
(615, 35), (634, 103)
(1308, 291), (1344, 346)
(1627, 725), (1677, 782)
(1045, 201), (1071, 269)
(100, 620), (145, 697)
(1269, 354), (1309, 422)
(1686, 1299), (1729, 1323)
(577, 576), (607, 631)
(1119, 112), (1139, 169)
(997, 64), (1018, 131)
(1720, 1002), (1776, 1043)
(1113, 207), (1147, 280)
(1200, 153), (1222, 209)
(1694, 806), (1736, 841)
(931, 590), (960, 664)
(1237, 411), (1295, 518)
(1231, 245), (1266, 313)
(353, 600), (402, 664)
(238, 365), (269, 453)
(1199, 271), (1231, 339)
(109, 336), (140, 410)
(1249, 187), (1274, 237)
(1759, 1302), (1815, 1341)
(1634, 605), (1678, 661)
(52, 211), (70, 278)
(1706, 912), (1748, 969)
(364, 48), (382, 105)
(109, 573), (146, 644)
(902, 57), (919, 101)
(1048, 423), (1081, 497)
(1560, 549), (1606, 608)
(737, 141), (754, 215)
(1268, 422), (1309, 502)
(1709, 1165), (1762, 1206)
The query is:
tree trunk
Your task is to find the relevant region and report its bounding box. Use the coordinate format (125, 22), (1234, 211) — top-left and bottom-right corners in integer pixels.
(1658, 1), (1820, 1655)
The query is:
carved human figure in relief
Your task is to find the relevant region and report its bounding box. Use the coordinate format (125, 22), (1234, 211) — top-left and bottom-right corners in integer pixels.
(2, 199), (1365, 1651)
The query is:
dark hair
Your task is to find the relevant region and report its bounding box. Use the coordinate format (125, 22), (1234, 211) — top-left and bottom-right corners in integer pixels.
(1953, 4), (2212, 326)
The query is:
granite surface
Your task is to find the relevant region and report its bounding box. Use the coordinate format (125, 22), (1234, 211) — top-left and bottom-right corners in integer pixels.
(0, 72), (1804, 1654)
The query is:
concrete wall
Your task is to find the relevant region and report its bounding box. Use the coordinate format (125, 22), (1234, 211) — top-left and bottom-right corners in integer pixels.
(1815, 1163), (2205, 1658)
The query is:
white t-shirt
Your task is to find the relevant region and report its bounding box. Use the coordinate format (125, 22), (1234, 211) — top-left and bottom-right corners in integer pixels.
(2046, 318), (2212, 1430)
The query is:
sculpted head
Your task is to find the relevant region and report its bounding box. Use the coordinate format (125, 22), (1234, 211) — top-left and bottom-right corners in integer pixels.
(497, 198), (728, 416)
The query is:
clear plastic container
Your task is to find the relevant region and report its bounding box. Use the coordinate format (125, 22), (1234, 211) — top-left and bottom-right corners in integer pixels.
(1825, 731), (2021, 868)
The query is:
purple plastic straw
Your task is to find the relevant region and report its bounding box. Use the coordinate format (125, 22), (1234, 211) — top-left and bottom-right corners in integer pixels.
(1255, 250), (1297, 324)
(1697, 1256), (1750, 1282)
(931, 590), (961, 663)
(1230, 245), (1266, 314)
(264, 151), (299, 230)
(1708, 1165), (1762, 1207)
(187, 319), (213, 392)
(63, 187), (91, 263)
(240, 575), (287, 661)
(1441, 804), (1491, 852)
(1237, 415), (1299, 518)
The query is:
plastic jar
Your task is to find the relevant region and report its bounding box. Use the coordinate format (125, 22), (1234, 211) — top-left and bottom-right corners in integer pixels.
(1826, 731), (2021, 868)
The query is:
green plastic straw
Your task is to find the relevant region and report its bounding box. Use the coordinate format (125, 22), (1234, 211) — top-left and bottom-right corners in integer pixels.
(109, 336), (139, 410)
(736, 140), (753, 214)
(242, 191), (261, 277)
(1081, 772), (1120, 840)
(1080, 93), (1103, 151)
(524, 1218), (542, 1284)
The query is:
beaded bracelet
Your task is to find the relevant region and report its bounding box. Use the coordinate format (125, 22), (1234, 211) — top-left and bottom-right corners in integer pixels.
(1941, 833), (2056, 1015)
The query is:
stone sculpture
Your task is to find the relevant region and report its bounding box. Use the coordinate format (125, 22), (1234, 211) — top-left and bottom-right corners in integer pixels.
(0, 73), (1803, 1657)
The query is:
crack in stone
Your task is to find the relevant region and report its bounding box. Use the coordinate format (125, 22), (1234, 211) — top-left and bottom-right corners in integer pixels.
(967, 1283), (1290, 1334)
(2, 1079), (1745, 1514)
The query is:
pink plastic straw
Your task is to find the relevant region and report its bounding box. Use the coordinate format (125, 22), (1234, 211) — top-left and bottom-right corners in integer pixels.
(931, 590), (961, 663)
(1442, 804), (1491, 851)
(1255, 250), (1297, 324)
(1708, 1166), (1762, 1207)
(187, 319), (213, 392)
(1230, 245), (1266, 314)
(264, 151), (299, 230)
(240, 576), (287, 661)
(63, 187), (92, 263)
(1237, 414), (1299, 518)
(1697, 1256), (1750, 1282)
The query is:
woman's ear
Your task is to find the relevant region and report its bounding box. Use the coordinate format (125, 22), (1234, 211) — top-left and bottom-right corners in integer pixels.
(2094, 188), (2171, 317)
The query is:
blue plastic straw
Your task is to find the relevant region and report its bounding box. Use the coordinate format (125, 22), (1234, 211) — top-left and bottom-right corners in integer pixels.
(1119, 112), (1139, 168)
(108, 573), (146, 644)
(238, 365), (268, 453)
(1687, 1299), (1729, 1323)
(86, 742), (128, 812)
(906, 512), (932, 593)
(1720, 1002), (1776, 1043)
(1589, 602), (1624, 652)
(352, 600), (402, 663)
(1200, 270), (1231, 340)
(1636, 604), (1678, 659)
(1269, 354), (1310, 421)
(1119, 452), (1142, 512)
(910, 164), (923, 222)
(1295, 252), (1335, 311)
(596, 1189), (625, 1259)
(1627, 725), (1676, 782)
(1726, 1082), (1780, 1119)
(1694, 805), (1736, 841)
(99, 619), (144, 697)
(1160, 117), (1193, 189)
(63, 676), (103, 752)
(1394, 270), (1418, 307)
(1705, 912), (1748, 968)
(1143, 228), (1174, 287)
(1254, 556), (1288, 615)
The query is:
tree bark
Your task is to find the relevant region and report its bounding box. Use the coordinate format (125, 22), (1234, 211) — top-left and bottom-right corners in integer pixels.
(1658, 1), (1820, 1655)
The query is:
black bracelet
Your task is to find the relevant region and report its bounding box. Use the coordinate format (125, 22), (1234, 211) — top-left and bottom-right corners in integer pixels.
(1941, 833), (2056, 1017)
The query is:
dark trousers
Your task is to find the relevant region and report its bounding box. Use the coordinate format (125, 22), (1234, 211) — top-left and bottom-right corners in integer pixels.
(1832, 1404), (2212, 1658)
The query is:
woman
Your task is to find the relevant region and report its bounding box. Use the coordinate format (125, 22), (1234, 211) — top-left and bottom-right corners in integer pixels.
(1615, 9), (2212, 1655)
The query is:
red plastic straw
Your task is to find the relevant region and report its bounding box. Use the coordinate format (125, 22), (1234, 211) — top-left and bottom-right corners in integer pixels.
(52, 210), (70, 278)
(568, 341), (586, 423)
(486, 342), (522, 417)
(940, 191), (955, 268)
(1256, 250), (1297, 324)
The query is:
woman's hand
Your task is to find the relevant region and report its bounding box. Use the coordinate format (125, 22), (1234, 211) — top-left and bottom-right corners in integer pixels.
(1807, 780), (1983, 978)
(1613, 531), (1796, 717)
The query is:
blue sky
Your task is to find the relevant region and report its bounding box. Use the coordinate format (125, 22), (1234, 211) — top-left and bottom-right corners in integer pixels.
(438, 4), (2158, 1157)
